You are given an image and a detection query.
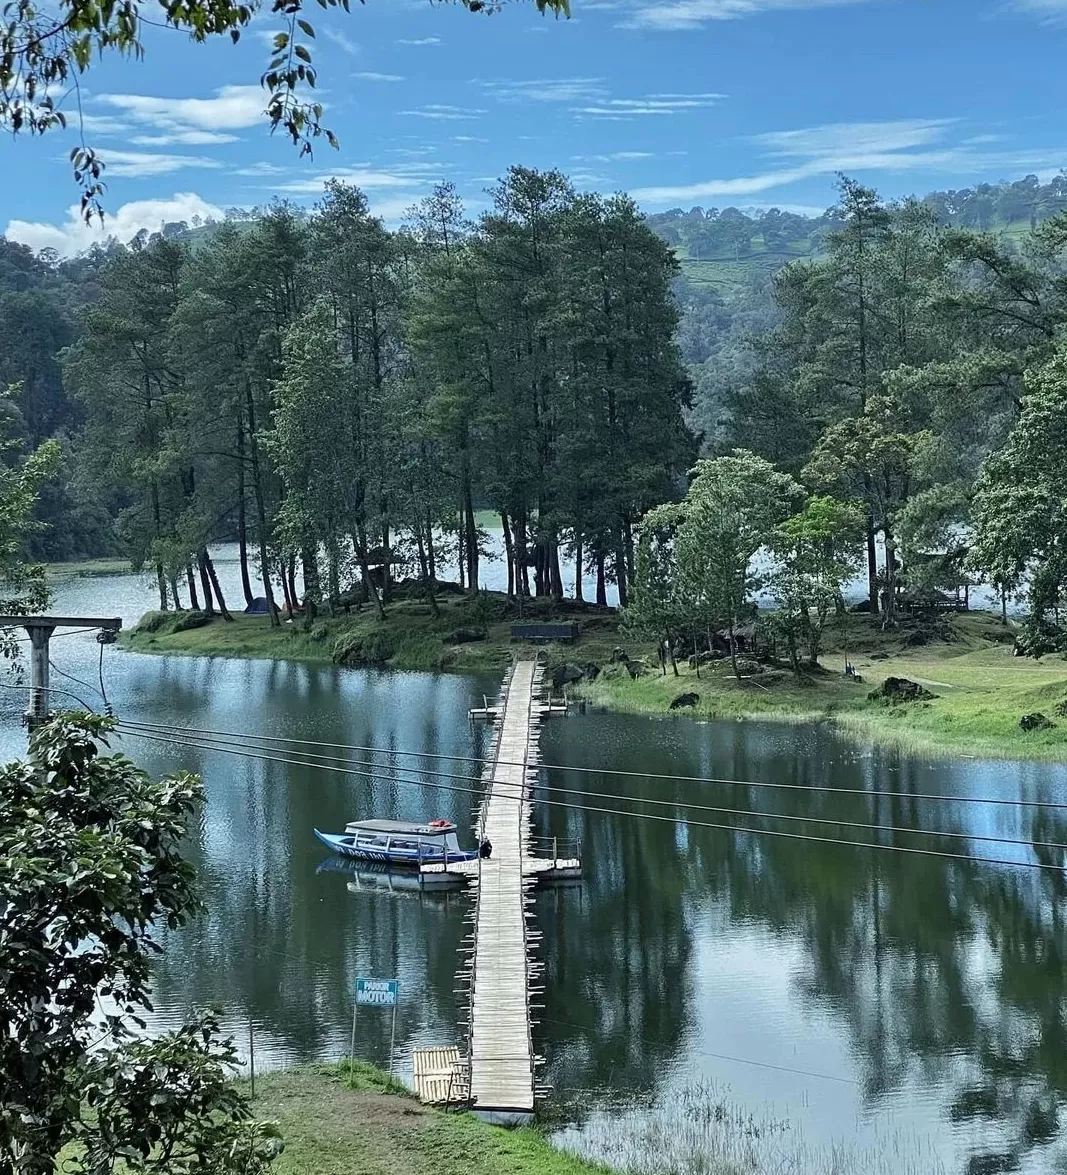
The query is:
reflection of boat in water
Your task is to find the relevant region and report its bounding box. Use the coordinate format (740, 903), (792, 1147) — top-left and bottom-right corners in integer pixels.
(313, 819), (479, 867)
(315, 855), (455, 899)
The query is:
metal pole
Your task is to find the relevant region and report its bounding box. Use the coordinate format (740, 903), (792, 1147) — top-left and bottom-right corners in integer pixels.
(249, 1016), (255, 1100)
(388, 1002), (397, 1079)
(350, 1003), (358, 1074)
(552, 835), (557, 871)
(26, 624), (53, 740)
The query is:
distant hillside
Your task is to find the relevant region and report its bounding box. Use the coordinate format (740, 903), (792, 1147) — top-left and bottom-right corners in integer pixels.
(650, 173), (1067, 298)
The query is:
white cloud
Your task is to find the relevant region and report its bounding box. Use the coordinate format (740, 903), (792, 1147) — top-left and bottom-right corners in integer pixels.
(6, 193), (224, 257)
(96, 149), (222, 177)
(95, 85), (265, 134)
(402, 103), (485, 121)
(485, 77), (605, 103)
(131, 130), (239, 146)
(576, 150), (656, 161)
(454, 135), (489, 143)
(1011, 0), (1067, 18)
(621, 0), (868, 29)
(631, 118), (1067, 206)
(577, 92), (725, 117)
(355, 71), (404, 82)
(273, 165), (436, 195)
(324, 27), (359, 53)
(755, 118), (954, 157)
(397, 36), (441, 44)
(235, 161), (289, 177)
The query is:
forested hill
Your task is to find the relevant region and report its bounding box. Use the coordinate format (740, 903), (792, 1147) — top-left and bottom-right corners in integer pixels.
(649, 172), (1067, 299)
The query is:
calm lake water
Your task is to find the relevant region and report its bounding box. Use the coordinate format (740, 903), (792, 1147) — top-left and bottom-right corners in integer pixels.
(2, 559), (1063, 1174)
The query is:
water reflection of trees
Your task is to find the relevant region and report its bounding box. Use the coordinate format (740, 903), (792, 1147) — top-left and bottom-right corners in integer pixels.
(146, 668), (498, 1070)
(538, 714), (1067, 1172)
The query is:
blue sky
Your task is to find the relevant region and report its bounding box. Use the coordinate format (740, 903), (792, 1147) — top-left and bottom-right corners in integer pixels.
(4, 0), (1067, 253)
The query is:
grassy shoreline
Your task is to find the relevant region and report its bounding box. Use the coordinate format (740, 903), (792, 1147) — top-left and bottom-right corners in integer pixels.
(121, 597), (1067, 762)
(239, 1062), (608, 1175)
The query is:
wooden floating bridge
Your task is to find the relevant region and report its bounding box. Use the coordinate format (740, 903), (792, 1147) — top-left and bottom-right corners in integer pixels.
(415, 659), (579, 1121)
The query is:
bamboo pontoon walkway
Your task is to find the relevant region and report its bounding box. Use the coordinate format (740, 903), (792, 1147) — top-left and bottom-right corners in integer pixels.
(464, 659), (544, 1120)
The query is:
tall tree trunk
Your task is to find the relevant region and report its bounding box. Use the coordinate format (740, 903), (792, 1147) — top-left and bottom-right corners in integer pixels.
(236, 425), (254, 609)
(664, 624), (678, 676)
(864, 495), (878, 613)
(463, 474), (478, 594)
(169, 573), (183, 611)
(327, 545), (341, 617)
(197, 549), (215, 616)
(280, 566), (295, 619)
(573, 531), (584, 603)
(595, 549), (607, 607)
(425, 515), (437, 585)
(457, 511), (466, 592)
(243, 380), (279, 626)
(287, 553), (298, 614)
(501, 511), (515, 599)
(614, 543), (629, 608)
(301, 544), (320, 630)
(353, 524), (385, 620)
(728, 617), (741, 682)
(550, 539), (564, 601)
(205, 552), (232, 620)
(151, 481), (167, 611)
(515, 509), (531, 605)
(380, 519), (392, 605)
(415, 525), (440, 618)
(186, 563), (200, 611)
(883, 525), (897, 628)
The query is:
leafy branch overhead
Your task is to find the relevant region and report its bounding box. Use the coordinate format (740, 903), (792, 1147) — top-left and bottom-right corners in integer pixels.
(0, 0), (570, 220)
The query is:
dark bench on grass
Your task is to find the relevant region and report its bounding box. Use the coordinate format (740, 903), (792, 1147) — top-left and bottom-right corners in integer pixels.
(510, 622), (578, 644)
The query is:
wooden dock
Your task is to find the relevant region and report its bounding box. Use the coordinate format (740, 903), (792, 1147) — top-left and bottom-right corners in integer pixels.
(417, 660), (579, 1117)
(466, 660), (543, 1121)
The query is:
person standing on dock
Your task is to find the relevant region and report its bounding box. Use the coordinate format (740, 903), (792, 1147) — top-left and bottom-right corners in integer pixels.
(479, 838), (493, 859)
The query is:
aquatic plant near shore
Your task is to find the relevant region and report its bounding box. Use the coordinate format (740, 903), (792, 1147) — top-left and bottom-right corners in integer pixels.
(553, 1083), (945, 1175)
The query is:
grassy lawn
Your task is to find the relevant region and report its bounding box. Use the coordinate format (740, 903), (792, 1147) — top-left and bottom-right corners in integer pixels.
(44, 557), (134, 579)
(121, 591), (624, 675)
(584, 612), (1067, 760)
(241, 1064), (608, 1175)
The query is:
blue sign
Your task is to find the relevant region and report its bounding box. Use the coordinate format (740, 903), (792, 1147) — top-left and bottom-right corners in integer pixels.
(355, 977), (399, 1007)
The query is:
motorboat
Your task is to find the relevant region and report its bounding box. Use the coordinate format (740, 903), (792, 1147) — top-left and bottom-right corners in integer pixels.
(313, 818), (479, 868)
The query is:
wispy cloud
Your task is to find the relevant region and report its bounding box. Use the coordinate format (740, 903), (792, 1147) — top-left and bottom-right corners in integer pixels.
(355, 71), (404, 82)
(454, 135), (489, 143)
(235, 161), (289, 177)
(631, 117), (1067, 205)
(96, 149), (222, 177)
(402, 103), (485, 121)
(577, 92), (725, 118)
(1011, 0), (1067, 20)
(397, 35), (441, 44)
(483, 77), (604, 103)
(619, 0), (869, 30)
(95, 85), (265, 136)
(6, 192), (224, 257)
(324, 26), (359, 53)
(273, 164), (438, 195)
(131, 130), (239, 146)
(576, 150), (656, 161)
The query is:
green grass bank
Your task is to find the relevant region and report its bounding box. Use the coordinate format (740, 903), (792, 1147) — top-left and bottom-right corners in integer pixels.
(122, 596), (1067, 762)
(238, 1063), (607, 1175)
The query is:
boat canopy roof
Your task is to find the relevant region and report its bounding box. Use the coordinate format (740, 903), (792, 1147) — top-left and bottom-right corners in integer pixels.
(343, 819), (456, 836)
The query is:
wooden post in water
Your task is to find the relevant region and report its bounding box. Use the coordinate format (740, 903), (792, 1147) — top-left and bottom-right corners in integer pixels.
(249, 1017), (255, 1100)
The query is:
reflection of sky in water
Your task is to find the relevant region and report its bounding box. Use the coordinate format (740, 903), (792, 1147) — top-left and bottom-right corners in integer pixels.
(3, 568), (1065, 1174)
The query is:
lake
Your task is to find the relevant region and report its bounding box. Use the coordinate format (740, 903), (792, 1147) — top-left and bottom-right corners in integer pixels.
(4, 562), (1064, 1175)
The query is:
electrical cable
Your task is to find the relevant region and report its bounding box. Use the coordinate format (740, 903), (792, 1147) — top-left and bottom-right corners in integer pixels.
(97, 638), (112, 716)
(116, 716), (1067, 814)
(0, 680), (98, 712)
(113, 726), (1067, 874)
(49, 658), (106, 704)
(114, 722), (1067, 856)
